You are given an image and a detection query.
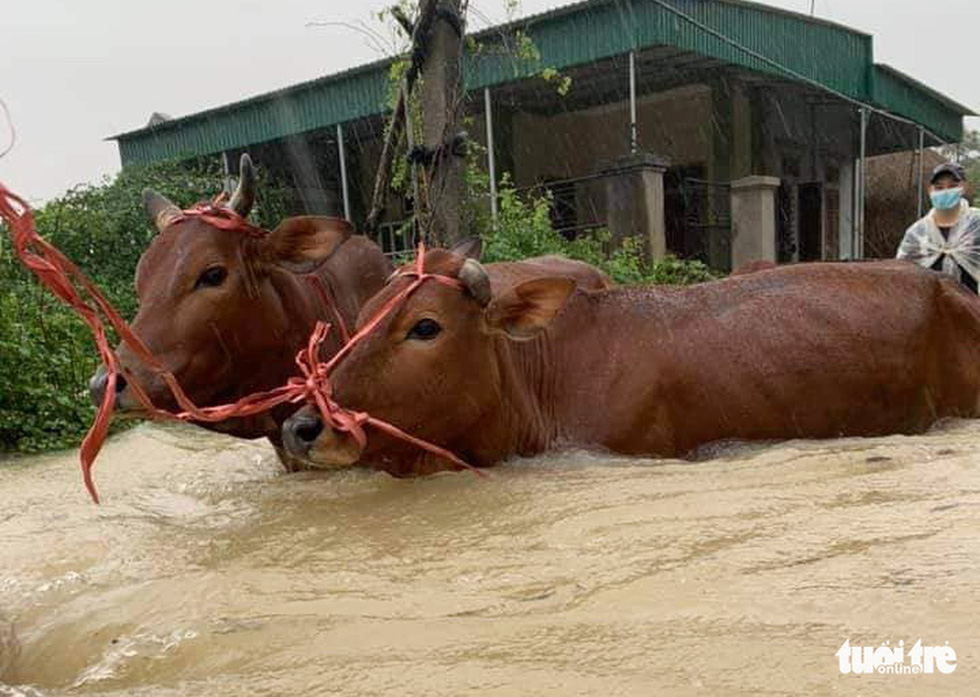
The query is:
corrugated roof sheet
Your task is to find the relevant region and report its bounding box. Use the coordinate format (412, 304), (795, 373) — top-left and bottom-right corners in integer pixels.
(112, 0), (972, 166)
(873, 64), (975, 142)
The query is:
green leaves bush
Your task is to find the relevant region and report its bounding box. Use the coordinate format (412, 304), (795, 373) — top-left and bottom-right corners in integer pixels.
(465, 164), (717, 286)
(0, 288), (98, 452)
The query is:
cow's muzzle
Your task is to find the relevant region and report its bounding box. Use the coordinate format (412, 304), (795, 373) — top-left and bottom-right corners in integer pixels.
(88, 365), (134, 411)
(282, 408), (362, 467)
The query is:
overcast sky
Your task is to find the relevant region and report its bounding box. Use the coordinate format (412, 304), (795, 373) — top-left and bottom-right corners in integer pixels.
(1, 0), (977, 204)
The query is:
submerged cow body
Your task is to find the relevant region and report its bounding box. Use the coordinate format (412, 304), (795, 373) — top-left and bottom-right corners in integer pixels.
(89, 155), (391, 460)
(283, 252), (980, 475)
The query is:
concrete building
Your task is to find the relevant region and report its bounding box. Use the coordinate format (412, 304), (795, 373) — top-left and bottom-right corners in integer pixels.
(109, 0), (974, 272)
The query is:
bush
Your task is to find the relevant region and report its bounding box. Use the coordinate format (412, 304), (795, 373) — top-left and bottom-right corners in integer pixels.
(0, 288), (98, 452)
(464, 161), (717, 286)
(0, 159), (288, 454)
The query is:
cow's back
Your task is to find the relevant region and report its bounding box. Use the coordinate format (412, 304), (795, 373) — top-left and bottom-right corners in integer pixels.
(487, 255), (613, 295)
(546, 260), (980, 456)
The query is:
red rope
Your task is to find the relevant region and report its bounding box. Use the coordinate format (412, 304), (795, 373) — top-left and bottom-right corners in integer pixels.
(170, 203), (269, 238)
(0, 182), (481, 503)
(307, 276), (351, 344)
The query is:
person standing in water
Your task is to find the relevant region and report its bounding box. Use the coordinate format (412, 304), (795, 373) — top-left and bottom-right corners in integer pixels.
(897, 162), (980, 294)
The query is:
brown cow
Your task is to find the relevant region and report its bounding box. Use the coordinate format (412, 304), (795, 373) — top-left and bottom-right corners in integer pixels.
(88, 155), (391, 462)
(730, 259), (777, 276)
(282, 251), (980, 475)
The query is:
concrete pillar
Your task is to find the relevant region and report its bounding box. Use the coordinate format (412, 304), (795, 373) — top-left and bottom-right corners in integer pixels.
(601, 152), (669, 260)
(730, 175), (781, 268)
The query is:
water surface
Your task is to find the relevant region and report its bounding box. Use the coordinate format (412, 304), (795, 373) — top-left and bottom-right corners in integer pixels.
(1, 421), (978, 695)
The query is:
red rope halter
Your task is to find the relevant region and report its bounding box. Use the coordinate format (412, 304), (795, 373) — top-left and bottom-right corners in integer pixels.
(169, 201), (269, 237)
(0, 182), (478, 503)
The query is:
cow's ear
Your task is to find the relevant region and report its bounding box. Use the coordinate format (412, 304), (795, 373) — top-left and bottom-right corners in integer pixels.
(261, 216), (351, 273)
(450, 236), (482, 260)
(485, 277), (575, 340)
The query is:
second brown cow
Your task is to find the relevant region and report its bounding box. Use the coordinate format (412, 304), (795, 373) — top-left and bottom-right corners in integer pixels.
(282, 251), (980, 475)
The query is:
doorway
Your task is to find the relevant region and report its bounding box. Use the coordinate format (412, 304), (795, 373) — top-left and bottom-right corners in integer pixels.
(798, 183), (823, 262)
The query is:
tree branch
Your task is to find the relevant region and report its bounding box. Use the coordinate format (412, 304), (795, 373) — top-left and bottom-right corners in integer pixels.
(365, 0), (440, 234)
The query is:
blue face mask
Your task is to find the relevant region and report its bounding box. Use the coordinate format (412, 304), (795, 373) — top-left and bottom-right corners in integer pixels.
(931, 187), (963, 211)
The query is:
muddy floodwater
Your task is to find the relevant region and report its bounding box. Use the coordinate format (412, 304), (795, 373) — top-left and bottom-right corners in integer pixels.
(1, 421), (978, 696)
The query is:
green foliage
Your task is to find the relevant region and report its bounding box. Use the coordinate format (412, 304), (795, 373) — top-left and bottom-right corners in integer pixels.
(539, 66), (572, 97)
(0, 289), (99, 453)
(940, 129), (980, 199)
(962, 130), (980, 196)
(642, 252), (718, 286)
(0, 159), (288, 454)
(464, 150), (716, 286)
(471, 27), (572, 97)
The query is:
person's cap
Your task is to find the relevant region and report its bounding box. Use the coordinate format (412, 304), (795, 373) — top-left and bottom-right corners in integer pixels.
(930, 162), (966, 184)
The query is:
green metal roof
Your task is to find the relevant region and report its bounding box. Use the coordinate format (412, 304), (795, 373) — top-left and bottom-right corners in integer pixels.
(112, 0), (972, 166)
(465, 0), (873, 95)
(872, 64), (975, 143)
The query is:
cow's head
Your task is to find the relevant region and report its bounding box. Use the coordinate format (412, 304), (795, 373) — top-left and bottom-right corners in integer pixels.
(281, 243), (575, 473)
(89, 154), (350, 435)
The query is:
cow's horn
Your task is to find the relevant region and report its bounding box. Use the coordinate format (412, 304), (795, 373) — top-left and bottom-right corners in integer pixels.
(142, 188), (182, 232)
(459, 258), (492, 306)
(228, 153), (256, 217)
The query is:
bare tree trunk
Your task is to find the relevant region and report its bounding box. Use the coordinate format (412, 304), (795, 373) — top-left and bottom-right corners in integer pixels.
(418, 0), (466, 246)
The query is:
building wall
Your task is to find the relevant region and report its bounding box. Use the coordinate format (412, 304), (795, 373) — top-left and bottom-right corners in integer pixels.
(505, 85), (714, 187)
(509, 102), (628, 185)
(469, 80), (862, 266)
(637, 85), (715, 174)
(732, 83), (753, 181)
(342, 74), (884, 265)
(752, 87), (860, 261)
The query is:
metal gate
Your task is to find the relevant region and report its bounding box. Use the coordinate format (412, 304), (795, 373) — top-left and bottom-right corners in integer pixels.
(665, 176), (732, 269)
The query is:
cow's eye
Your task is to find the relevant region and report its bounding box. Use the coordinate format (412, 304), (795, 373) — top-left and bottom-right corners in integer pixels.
(407, 318), (442, 341)
(195, 265), (227, 289)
